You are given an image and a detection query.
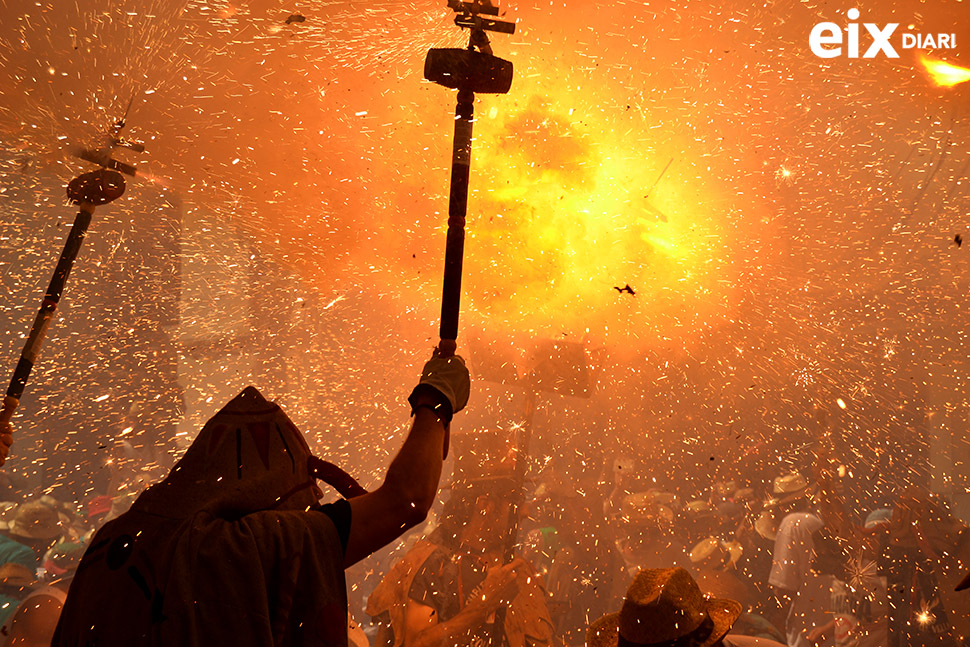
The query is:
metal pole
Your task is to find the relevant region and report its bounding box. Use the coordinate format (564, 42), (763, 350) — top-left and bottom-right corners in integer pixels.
(0, 202), (96, 465)
(438, 88), (475, 358)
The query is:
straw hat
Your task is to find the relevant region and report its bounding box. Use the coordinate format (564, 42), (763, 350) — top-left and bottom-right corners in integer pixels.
(8, 500), (66, 540)
(689, 537), (743, 571)
(754, 510), (779, 541)
(587, 568), (741, 647)
(732, 488), (755, 504)
(683, 500), (718, 518)
(864, 508), (892, 529)
(0, 501), (20, 531)
(648, 490), (681, 510)
(764, 472), (812, 508)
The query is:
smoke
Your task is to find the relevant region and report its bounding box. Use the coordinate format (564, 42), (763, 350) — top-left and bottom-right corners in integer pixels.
(1, 0), (969, 507)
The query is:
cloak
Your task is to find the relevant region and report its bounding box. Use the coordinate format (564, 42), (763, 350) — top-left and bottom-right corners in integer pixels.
(52, 387), (348, 647)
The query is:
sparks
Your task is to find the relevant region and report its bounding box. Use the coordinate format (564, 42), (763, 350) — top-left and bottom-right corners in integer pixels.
(322, 295), (346, 310)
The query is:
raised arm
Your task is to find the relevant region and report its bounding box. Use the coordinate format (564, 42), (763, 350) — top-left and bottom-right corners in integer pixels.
(343, 351), (470, 567)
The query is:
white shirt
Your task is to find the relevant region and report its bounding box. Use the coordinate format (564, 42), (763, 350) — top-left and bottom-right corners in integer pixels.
(768, 512), (833, 647)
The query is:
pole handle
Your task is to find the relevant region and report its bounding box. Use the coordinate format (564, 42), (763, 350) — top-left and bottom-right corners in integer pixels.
(438, 90), (475, 358)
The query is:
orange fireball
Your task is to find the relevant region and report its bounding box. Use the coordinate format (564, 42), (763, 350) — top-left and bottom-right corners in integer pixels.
(919, 54), (970, 87)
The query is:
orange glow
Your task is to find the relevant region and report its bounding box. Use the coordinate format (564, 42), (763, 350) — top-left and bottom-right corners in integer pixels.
(919, 54), (970, 87)
(459, 90), (739, 348)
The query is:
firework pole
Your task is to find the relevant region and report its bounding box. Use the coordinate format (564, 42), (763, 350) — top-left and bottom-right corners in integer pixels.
(0, 109), (141, 466)
(426, 5), (515, 645)
(0, 171), (126, 466)
(425, 1), (514, 357)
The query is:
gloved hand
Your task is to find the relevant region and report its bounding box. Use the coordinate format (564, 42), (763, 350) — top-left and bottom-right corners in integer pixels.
(408, 349), (470, 425)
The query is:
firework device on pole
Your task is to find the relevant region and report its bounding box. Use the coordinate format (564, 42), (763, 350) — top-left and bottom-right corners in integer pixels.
(0, 107), (142, 466)
(425, 0), (514, 358)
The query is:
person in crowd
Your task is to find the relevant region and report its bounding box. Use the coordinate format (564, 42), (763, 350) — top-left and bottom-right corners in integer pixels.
(803, 509), (889, 647)
(2, 538), (87, 647)
(733, 486), (784, 631)
(689, 535), (785, 643)
(767, 471), (832, 647)
(523, 464), (586, 645)
(0, 499), (72, 633)
(587, 567), (785, 647)
(875, 488), (969, 647)
(51, 350), (469, 647)
(611, 491), (686, 584)
(366, 431), (555, 647)
(755, 473), (815, 546)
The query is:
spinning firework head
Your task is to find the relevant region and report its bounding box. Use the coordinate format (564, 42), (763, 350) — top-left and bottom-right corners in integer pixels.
(448, 0), (516, 35)
(425, 0), (515, 94)
(424, 49), (513, 94)
(66, 169), (125, 205)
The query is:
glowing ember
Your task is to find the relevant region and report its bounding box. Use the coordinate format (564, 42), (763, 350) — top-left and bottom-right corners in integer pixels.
(919, 54), (970, 87)
(916, 610), (935, 625)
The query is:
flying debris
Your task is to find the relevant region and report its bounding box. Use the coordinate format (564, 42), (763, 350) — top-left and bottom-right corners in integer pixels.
(954, 234), (962, 248)
(614, 284), (636, 296)
(284, 14), (306, 25)
(645, 158), (674, 199)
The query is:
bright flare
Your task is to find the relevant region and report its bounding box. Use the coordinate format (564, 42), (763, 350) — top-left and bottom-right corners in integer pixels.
(463, 94), (737, 347)
(919, 54), (970, 87)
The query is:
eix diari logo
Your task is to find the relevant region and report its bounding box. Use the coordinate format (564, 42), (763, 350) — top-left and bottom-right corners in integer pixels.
(810, 8), (956, 58)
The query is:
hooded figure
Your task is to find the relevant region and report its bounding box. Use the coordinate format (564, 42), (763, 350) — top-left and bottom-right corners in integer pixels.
(52, 387), (349, 647)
